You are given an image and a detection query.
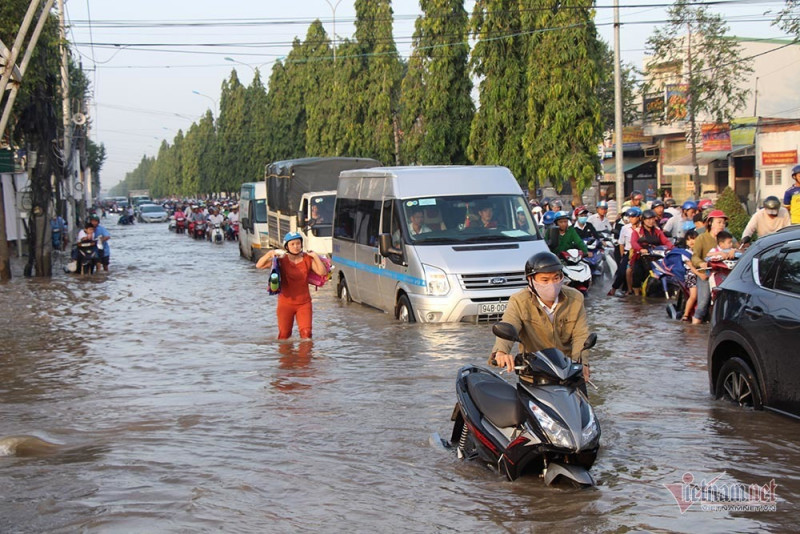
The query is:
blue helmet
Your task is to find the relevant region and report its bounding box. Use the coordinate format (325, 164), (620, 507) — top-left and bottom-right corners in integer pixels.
(626, 207), (642, 217)
(283, 231), (303, 249)
(542, 210), (556, 225)
(597, 200), (609, 209)
(682, 220), (696, 232)
(554, 210), (571, 222)
(793, 164), (800, 176)
(681, 200), (698, 211)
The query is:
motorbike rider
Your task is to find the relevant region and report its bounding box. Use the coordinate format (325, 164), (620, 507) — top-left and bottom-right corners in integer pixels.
(491, 251), (591, 384)
(572, 206), (602, 241)
(663, 200), (697, 242)
(741, 196), (790, 245)
(690, 210), (729, 324)
(664, 198), (681, 219)
(89, 214), (112, 272)
(783, 164), (800, 224)
(225, 205), (240, 239)
(587, 201), (612, 234)
(547, 211), (590, 256)
(630, 209), (673, 294)
(650, 199), (671, 229)
(608, 207), (641, 296)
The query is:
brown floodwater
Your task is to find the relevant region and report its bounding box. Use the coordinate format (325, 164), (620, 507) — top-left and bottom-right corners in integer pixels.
(1, 220), (798, 532)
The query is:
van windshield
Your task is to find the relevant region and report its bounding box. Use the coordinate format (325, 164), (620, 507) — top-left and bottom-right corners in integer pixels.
(254, 199), (267, 223)
(400, 195), (541, 244)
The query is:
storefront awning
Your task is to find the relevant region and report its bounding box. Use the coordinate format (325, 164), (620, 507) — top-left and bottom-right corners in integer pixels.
(603, 156), (657, 175)
(662, 150), (731, 175)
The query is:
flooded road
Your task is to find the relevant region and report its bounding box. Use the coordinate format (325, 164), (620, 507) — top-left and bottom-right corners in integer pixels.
(2, 220), (799, 532)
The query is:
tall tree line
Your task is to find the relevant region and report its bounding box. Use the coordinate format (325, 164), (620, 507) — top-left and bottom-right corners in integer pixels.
(115, 0), (635, 198)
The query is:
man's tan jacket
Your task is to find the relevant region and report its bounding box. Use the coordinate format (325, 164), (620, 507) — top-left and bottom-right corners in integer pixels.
(490, 286), (591, 364)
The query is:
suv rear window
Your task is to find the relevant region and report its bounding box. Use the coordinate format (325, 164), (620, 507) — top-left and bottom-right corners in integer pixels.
(757, 246), (783, 288)
(775, 250), (800, 295)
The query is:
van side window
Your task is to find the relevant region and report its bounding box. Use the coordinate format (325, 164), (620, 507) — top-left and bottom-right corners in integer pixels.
(356, 200), (381, 246)
(335, 198), (357, 240)
(381, 200), (405, 254)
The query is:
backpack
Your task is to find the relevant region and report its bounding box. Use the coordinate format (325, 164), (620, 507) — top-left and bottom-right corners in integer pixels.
(307, 255), (332, 288)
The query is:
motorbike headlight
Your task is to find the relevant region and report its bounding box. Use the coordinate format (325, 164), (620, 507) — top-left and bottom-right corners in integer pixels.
(422, 264), (450, 296)
(581, 406), (600, 447)
(529, 401), (574, 449)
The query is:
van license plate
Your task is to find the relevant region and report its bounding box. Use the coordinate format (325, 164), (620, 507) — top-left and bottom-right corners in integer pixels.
(479, 302), (507, 315)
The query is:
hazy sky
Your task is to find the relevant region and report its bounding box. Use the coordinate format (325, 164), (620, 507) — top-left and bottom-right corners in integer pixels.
(59, 0), (790, 190)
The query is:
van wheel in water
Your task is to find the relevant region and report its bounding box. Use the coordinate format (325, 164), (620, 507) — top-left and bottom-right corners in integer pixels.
(716, 357), (763, 410)
(396, 295), (415, 323)
(338, 277), (352, 303)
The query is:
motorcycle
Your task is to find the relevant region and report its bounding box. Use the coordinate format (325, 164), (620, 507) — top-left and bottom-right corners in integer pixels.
(581, 238), (605, 278)
(210, 223), (224, 244)
(598, 230), (618, 278)
(118, 214), (135, 225)
(192, 221), (206, 240)
(71, 240), (98, 275)
(560, 249), (592, 294)
(438, 322), (600, 486)
(226, 221), (239, 241)
(175, 216), (186, 234)
(168, 216), (177, 232)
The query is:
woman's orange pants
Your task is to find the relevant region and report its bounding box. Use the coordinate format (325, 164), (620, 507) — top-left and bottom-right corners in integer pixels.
(276, 298), (313, 339)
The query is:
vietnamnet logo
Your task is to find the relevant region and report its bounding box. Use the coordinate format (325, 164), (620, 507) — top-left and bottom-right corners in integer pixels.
(663, 472), (778, 513)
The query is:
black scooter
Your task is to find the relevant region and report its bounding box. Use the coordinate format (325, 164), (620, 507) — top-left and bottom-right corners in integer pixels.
(72, 240), (98, 274)
(438, 323), (600, 486)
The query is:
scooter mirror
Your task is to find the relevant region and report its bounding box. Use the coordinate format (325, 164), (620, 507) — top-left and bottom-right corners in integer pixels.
(492, 322), (520, 343)
(582, 333), (598, 351)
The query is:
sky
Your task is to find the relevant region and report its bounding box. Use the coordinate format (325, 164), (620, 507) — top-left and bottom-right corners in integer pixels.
(58, 0), (792, 191)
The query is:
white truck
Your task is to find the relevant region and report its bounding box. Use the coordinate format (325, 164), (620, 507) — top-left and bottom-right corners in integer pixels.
(263, 157), (381, 256)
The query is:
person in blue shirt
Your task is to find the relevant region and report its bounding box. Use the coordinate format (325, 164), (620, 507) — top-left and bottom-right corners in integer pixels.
(89, 214), (111, 271)
(784, 164), (800, 225)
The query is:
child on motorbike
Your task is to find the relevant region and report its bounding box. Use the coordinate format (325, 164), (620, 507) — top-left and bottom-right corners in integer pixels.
(681, 230), (702, 322)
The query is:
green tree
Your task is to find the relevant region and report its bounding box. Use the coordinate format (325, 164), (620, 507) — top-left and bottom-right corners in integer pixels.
(263, 55), (306, 161)
(246, 71), (270, 181)
(217, 70), (249, 194)
(399, 0), (473, 165)
(301, 21), (335, 157)
(354, 0), (403, 163)
(773, 1), (800, 38)
(644, 0), (753, 199)
(468, 0), (528, 181)
(522, 0), (605, 200)
(715, 186), (749, 240)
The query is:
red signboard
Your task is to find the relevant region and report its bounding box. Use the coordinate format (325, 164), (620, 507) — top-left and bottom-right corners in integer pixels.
(701, 123), (731, 152)
(762, 150), (798, 166)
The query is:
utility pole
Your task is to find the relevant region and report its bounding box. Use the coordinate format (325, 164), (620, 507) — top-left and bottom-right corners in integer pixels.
(57, 0), (77, 242)
(687, 24), (700, 200)
(613, 0), (624, 209)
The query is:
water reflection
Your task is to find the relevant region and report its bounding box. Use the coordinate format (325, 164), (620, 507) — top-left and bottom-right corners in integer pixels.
(272, 340), (314, 391)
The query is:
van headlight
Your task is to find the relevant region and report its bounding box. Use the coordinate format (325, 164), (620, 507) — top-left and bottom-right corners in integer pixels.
(422, 264), (450, 296)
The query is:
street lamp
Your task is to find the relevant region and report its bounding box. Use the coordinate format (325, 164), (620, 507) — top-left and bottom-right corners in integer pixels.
(224, 56), (257, 75)
(191, 90), (218, 116)
(324, 0), (343, 64)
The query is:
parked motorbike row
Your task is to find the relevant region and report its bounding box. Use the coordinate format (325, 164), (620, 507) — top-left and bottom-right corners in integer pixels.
(169, 216), (238, 245)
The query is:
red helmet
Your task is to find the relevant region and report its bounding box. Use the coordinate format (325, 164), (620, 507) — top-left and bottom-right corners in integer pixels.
(574, 205), (589, 216)
(697, 198), (714, 210)
(705, 209), (728, 220)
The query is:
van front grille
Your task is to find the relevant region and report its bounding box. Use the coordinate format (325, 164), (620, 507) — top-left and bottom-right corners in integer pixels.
(458, 271), (527, 290)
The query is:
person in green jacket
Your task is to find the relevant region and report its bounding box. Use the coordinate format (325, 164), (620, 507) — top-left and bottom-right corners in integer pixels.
(547, 211), (591, 257)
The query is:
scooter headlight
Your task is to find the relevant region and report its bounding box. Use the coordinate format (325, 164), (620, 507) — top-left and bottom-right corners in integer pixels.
(529, 401), (574, 449)
(422, 264), (450, 296)
(581, 405), (600, 448)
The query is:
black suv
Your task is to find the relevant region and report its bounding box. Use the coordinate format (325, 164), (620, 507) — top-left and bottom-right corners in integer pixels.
(708, 225), (800, 418)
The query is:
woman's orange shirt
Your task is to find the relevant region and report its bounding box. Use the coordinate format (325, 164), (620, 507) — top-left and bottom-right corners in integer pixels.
(278, 254), (313, 304)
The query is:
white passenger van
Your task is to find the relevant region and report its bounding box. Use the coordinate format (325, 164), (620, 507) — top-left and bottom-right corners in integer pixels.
(332, 166), (548, 323)
(238, 181), (268, 261)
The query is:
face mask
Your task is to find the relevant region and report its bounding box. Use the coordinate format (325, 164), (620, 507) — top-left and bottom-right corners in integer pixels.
(578, 216), (588, 224)
(532, 279), (563, 302)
